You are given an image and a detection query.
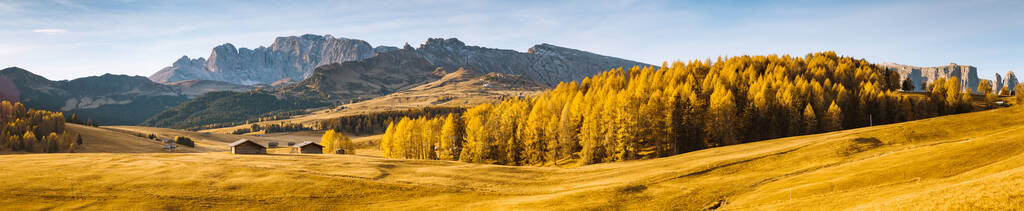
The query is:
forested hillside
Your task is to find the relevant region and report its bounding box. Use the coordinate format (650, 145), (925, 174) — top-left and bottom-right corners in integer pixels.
(142, 91), (326, 130)
(381, 52), (980, 165)
(0, 101), (76, 153)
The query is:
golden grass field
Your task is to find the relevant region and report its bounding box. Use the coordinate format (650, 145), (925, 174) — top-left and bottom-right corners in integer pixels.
(2, 105), (1023, 210)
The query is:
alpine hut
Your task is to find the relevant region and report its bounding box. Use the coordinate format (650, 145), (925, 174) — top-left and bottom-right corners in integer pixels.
(229, 139), (267, 154)
(293, 142), (324, 154)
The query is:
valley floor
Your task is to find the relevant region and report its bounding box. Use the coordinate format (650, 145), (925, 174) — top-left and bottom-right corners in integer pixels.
(2, 106), (1024, 210)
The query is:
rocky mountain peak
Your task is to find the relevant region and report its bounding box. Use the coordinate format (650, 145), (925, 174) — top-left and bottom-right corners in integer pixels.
(1006, 71), (1019, 94)
(995, 73), (1004, 93)
(212, 43), (237, 53)
(151, 34), (392, 85)
(526, 43), (567, 55)
(420, 38), (466, 50)
(302, 33), (328, 41)
(174, 55), (190, 63)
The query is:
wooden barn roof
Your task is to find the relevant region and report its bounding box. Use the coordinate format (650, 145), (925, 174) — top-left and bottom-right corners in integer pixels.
(228, 139), (265, 148)
(294, 141), (323, 148)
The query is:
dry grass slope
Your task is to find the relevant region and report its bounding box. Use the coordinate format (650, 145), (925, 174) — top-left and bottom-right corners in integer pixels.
(2, 106), (1024, 210)
(201, 70), (545, 134)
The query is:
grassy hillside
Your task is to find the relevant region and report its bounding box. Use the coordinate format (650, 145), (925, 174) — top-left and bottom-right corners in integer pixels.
(1, 106), (1023, 209)
(200, 70), (544, 134)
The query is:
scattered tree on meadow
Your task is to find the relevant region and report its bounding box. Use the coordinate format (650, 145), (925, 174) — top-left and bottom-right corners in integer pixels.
(321, 130), (355, 154)
(174, 136), (195, 147)
(979, 80), (995, 108)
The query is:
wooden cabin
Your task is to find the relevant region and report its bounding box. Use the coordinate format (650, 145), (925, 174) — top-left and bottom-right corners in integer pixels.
(229, 139), (266, 154)
(293, 142), (323, 154)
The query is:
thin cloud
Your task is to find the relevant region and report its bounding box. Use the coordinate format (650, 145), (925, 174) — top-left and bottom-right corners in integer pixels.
(0, 1), (18, 13)
(33, 29), (69, 35)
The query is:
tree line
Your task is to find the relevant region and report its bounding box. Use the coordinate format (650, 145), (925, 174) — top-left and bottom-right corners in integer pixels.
(1, 100), (76, 153)
(233, 122), (310, 134)
(317, 106), (466, 135)
(380, 52), (988, 166)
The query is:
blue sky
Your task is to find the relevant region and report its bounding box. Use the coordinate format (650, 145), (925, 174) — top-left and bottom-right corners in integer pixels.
(1, 0), (1021, 81)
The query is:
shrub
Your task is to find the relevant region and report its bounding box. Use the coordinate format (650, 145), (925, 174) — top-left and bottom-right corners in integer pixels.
(174, 136), (195, 147)
(231, 128), (251, 135)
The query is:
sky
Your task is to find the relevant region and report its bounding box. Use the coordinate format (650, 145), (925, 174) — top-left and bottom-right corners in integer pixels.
(0, 0), (1022, 81)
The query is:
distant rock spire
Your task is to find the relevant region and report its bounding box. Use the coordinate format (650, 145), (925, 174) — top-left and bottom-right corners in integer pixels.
(994, 73), (1003, 94)
(1005, 71), (1019, 94)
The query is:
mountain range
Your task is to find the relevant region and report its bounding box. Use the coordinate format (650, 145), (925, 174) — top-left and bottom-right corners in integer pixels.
(0, 67), (252, 125)
(284, 37), (651, 102)
(150, 34), (649, 87)
(150, 34), (398, 85)
(142, 36), (651, 129)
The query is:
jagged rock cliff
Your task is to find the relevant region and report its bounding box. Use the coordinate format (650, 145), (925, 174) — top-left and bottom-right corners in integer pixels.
(291, 38), (651, 102)
(415, 38), (650, 86)
(150, 34), (397, 85)
(880, 63), (980, 93)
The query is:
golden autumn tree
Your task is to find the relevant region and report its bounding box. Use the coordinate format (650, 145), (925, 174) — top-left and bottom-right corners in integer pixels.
(1016, 84), (1024, 103)
(381, 122), (395, 157)
(460, 104), (492, 163)
(578, 92), (604, 164)
(978, 80), (995, 108)
(321, 130), (354, 154)
(707, 86), (738, 146)
(802, 104), (817, 134)
(824, 101), (843, 132)
(437, 113), (460, 160)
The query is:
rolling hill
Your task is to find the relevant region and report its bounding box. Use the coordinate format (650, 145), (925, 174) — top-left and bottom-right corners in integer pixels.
(1, 102), (1022, 209)
(0, 67), (254, 125)
(197, 68), (546, 134)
